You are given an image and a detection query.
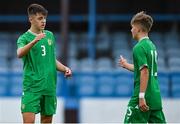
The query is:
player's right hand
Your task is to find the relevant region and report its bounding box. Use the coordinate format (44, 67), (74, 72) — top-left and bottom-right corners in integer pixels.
(64, 67), (72, 78)
(119, 55), (127, 68)
(139, 98), (149, 112)
(34, 33), (46, 42)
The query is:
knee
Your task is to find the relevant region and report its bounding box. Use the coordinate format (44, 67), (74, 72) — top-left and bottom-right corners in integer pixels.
(23, 118), (35, 123)
(41, 115), (53, 123)
(23, 115), (35, 123)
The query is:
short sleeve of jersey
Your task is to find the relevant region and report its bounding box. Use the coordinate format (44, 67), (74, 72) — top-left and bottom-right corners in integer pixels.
(134, 46), (148, 70)
(17, 35), (27, 48)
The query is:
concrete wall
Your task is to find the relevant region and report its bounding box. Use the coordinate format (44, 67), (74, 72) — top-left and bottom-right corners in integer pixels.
(0, 97), (64, 123)
(79, 98), (180, 123)
(1, 98), (180, 123)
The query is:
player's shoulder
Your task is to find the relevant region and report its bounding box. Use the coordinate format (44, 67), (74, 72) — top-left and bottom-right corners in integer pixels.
(142, 38), (156, 49)
(44, 30), (54, 36)
(133, 42), (145, 53)
(137, 38), (151, 47)
(18, 31), (29, 40)
(134, 41), (142, 49)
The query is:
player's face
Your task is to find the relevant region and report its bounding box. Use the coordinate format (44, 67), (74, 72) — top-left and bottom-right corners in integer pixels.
(29, 13), (46, 31)
(131, 24), (140, 41)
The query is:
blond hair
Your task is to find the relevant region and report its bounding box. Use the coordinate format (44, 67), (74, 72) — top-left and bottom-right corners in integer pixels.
(131, 11), (153, 32)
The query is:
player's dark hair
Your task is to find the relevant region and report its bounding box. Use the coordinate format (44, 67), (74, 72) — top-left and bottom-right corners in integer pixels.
(27, 4), (48, 17)
(131, 11), (153, 32)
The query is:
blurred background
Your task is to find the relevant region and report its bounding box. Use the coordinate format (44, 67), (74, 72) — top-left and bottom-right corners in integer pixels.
(0, 0), (180, 123)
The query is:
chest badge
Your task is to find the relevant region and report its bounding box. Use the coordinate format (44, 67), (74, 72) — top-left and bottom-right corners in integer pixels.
(48, 39), (52, 45)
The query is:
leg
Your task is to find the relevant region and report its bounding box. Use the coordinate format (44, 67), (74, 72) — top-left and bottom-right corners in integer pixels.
(22, 112), (35, 123)
(21, 92), (42, 123)
(40, 95), (57, 123)
(41, 115), (53, 123)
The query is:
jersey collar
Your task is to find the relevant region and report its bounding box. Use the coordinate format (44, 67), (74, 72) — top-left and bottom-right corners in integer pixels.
(139, 36), (149, 42)
(28, 29), (44, 36)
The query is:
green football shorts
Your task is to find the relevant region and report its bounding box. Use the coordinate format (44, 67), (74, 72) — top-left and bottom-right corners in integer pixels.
(124, 106), (166, 123)
(21, 92), (57, 115)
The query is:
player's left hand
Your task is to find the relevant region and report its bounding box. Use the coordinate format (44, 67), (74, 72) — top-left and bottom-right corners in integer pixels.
(139, 98), (149, 112)
(119, 55), (127, 68)
(64, 67), (72, 78)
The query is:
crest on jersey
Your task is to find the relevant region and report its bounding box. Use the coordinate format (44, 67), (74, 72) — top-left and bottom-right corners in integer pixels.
(48, 39), (52, 45)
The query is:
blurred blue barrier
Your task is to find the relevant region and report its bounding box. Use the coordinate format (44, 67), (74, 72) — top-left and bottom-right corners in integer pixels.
(0, 71), (179, 98)
(171, 72), (180, 98)
(76, 75), (97, 97)
(158, 72), (170, 97)
(0, 74), (9, 96)
(1, 14), (180, 23)
(115, 74), (133, 97)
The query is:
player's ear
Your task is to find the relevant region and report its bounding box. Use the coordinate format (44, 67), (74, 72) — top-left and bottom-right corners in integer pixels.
(137, 26), (142, 33)
(28, 16), (33, 23)
(137, 24), (142, 33)
(28, 17), (31, 23)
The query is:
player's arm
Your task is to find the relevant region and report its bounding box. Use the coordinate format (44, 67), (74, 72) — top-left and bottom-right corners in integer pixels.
(119, 55), (134, 72)
(139, 66), (149, 112)
(17, 33), (45, 58)
(56, 60), (72, 77)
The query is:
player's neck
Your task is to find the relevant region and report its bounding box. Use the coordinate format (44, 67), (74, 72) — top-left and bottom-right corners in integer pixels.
(29, 26), (43, 34)
(137, 33), (148, 42)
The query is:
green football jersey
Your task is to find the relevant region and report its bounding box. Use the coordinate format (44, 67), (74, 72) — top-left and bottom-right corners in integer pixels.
(128, 37), (162, 110)
(17, 30), (57, 96)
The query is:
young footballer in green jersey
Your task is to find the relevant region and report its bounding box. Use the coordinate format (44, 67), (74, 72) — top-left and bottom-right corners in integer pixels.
(17, 4), (72, 123)
(119, 11), (166, 123)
